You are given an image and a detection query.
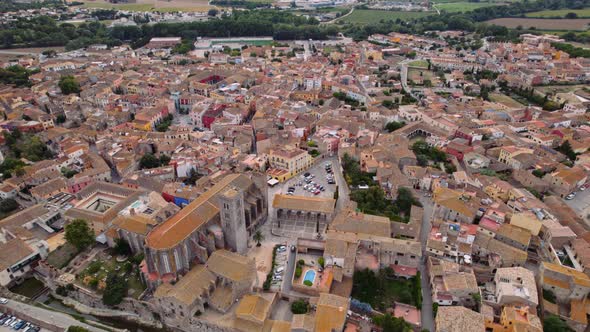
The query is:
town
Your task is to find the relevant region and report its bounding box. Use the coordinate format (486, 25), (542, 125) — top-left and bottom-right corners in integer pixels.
(0, 11), (589, 332)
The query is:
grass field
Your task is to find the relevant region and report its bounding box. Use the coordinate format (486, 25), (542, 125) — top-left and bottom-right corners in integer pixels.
(486, 17), (590, 30)
(525, 8), (590, 18)
(338, 9), (434, 24)
(489, 93), (524, 108)
(408, 59), (429, 68)
(435, 2), (501, 13)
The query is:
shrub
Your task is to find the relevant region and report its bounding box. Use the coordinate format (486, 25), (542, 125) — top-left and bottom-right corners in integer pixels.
(318, 257), (325, 268)
(297, 259), (305, 266)
(295, 266), (302, 278)
(291, 300), (309, 314)
(89, 278), (99, 290)
(67, 327), (89, 332)
(303, 280), (313, 287)
(86, 261), (102, 275)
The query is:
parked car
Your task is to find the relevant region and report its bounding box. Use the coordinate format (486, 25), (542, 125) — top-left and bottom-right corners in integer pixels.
(0, 298), (8, 304)
(566, 193), (575, 200)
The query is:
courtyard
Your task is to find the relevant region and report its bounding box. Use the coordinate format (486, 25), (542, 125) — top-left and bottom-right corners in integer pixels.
(76, 251), (146, 300)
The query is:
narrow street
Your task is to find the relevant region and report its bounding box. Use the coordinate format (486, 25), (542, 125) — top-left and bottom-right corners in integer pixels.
(418, 195), (435, 332)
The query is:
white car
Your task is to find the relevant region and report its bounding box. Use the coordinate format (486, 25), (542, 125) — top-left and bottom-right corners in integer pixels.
(0, 298), (8, 304)
(566, 194), (575, 200)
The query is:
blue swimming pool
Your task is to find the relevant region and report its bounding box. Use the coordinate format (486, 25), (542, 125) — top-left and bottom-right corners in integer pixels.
(303, 270), (316, 283)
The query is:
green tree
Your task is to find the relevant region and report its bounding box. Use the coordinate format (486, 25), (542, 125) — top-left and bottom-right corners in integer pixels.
(543, 315), (572, 332)
(159, 154), (171, 166)
(139, 153), (160, 169)
(102, 273), (128, 306)
(373, 313), (412, 332)
(318, 256), (325, 268)
(253, 230), (264, 247)
(114, 238), (131, 256)
(556, 140), (577, 162)
(291, 300), (309, 314)
(59, 75), (81, 95)
(65, 219), (95, 251)
(385, 121), (406, 132)
(0, 198), (18, 213)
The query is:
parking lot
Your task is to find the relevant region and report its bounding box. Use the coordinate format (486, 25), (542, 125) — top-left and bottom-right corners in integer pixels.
(269, 159), (339, 239)
(269, 245), (291, 291)
(279, 160), (337, 199)
(564, 185), (590, 222)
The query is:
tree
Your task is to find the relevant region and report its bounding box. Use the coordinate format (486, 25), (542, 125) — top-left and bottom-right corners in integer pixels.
(472, 292), (481, 311)
(56, 114), (66, 124)
(208, 8), (219, 16)
(102, 273), (128, 306)
(543, 315), (572, 332)
(291, 300), (309, 314)
(373, 313), (412, 332)
(532, 169), (545, 178)
(139, 153), (160, 169)
(385, 121), (406, 132)
(59, 75), (81, 95)
(0, 198), (18, 213)
(65, 219), (95, 251)
(318, 256), (325, 268)
(114, 238), (131, 256)
(253, 230), (264, 247)
(565, 12), (578, 19)
(556, 140), (577, 162)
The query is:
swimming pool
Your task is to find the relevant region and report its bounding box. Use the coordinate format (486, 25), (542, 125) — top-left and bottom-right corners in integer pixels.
(303, 270), (316, 284)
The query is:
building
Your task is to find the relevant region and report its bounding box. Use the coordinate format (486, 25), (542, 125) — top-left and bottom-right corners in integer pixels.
(64, 182), (147, 235)
(267, 146), (312, 182)
(492, 267), (539, 309)
(428, 257), (479, 306)
(146, 37), (182, 49)
(435, 306), (485, 332)
(143, 173), (267, 286)
(539, 262), (590, 302)
(314, 293), (349, 332)
(0, 238), (48, 286)
(272, 194), (335, 231)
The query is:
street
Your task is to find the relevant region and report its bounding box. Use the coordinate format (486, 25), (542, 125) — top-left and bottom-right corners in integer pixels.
(418, 194), (435, 332)
(564, 188), (590, 223)
(0, 300), (112, 332)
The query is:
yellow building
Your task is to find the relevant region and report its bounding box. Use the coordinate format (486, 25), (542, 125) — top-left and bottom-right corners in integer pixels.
(267, 146), (312, 182)
(484, 305), (543, 332)
(314, 293), (349, 332)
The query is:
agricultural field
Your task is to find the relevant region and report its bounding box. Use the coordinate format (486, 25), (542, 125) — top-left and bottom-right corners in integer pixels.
(77, 0), (213, 12)
(485, 17), (590, 30)
(525, 8), (590, 18)
(337, 9), (434, 24)
(435, 2), (501, 13)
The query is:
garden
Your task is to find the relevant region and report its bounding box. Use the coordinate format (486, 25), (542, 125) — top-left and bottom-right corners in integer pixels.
(76, 242), (146, 302)
(342, 154), (421, 222)
(352, 268), (422, 312)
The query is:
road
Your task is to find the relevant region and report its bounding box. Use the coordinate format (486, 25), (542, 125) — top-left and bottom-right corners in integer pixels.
(417, 194), (435, 332)
(1, 300), (112, 332)
(399, 59), (421, 101)
(320, 7), (354, 25)
(563, 188), (590, 226)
